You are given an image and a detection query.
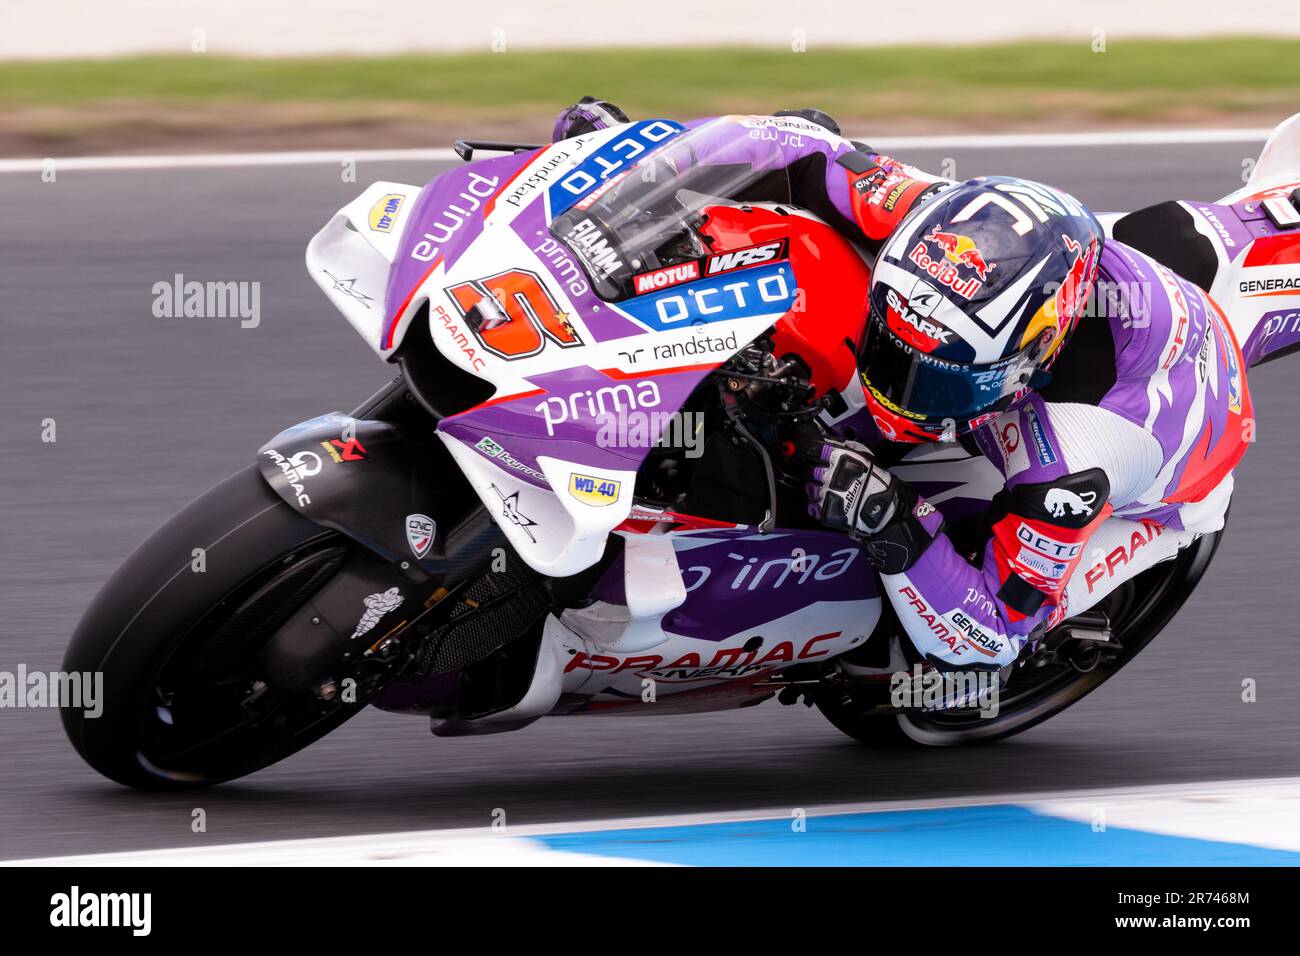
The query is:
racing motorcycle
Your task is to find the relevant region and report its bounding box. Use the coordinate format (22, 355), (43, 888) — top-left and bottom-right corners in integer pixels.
(63, 112), (1300, 788)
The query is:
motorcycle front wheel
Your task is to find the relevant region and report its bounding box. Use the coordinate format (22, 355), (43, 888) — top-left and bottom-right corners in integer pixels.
(61, 466), (379, 789)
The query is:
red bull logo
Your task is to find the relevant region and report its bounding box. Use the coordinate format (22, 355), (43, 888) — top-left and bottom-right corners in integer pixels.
(908, 228), (995, 299)
(1054, 234), (1098, 324)
(927, 229), (995, 281)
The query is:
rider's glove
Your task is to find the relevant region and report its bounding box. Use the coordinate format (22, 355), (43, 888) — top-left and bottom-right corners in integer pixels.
(804, 439), (942, 574)
(552, 97), (630, 142)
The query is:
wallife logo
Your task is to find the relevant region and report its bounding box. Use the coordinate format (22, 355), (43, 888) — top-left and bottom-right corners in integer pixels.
(50, 886), (151, 936)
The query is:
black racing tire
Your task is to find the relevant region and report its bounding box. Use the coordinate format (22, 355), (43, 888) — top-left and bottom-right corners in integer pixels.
(61, 466), (368, 789)
(817, 529), (1222, 748)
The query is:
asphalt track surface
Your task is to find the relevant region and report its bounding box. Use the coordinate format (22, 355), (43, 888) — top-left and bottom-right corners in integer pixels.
(3, 140), (1300, 860)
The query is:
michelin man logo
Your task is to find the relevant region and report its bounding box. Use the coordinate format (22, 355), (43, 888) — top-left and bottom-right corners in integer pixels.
(350, 587), (404, 640)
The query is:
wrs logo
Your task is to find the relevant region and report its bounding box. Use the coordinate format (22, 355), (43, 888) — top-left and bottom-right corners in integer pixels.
(705, 240), (786, 276)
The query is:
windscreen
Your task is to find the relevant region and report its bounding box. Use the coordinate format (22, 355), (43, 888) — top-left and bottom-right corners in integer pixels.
(550, 120), (792, 301)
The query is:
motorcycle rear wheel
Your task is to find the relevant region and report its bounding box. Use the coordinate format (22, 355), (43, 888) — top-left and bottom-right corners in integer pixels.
(817, 529), (1221, 747)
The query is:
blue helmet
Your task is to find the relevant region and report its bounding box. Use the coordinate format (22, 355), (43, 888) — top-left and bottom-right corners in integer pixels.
(859, 176), (1104, 442)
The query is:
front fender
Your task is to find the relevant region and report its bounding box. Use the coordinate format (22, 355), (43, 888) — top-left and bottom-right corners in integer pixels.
(258, 413), (449, 579)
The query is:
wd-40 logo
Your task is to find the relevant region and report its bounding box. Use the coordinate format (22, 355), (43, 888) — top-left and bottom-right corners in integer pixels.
(548, 120), (685, 217)
(617, 262), (796, 332)
(568, 474), (622, 507)
(368, 193), (404, 233)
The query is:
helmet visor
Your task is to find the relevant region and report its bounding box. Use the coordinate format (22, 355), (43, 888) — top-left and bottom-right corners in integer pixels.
(858, 308), (1040, 422)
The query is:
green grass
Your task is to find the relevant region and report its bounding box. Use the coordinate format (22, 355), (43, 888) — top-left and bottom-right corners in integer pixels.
(1, 38), (1298, 122)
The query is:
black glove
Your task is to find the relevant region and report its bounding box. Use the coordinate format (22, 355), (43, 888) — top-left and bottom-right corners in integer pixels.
(805, 439), (899, 534)
(804, 439), (939, 574)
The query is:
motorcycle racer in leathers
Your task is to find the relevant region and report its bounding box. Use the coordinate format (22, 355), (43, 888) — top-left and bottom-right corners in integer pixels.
(553, 99), (1253, 674)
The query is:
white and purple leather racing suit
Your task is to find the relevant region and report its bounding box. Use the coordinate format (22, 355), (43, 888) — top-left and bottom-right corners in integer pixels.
(558, 109), (1254, 670)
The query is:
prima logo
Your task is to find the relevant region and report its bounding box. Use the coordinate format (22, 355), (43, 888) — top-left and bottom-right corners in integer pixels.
(682, 547), (861, 593)
(533, 237), (591, 296)
(535, 380), (661, 437)
(410, 172), (500, 262)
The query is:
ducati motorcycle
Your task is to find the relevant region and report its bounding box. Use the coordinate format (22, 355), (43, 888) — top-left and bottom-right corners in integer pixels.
(63, 114), (1300, 788)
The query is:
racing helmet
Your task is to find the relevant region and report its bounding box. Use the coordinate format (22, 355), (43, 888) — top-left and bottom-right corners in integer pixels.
(859, 176), (1104, 443)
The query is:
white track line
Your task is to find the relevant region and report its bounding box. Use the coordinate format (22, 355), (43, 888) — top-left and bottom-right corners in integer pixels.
(7, 775), (1300, 866)
(0, 127), (1273, 175)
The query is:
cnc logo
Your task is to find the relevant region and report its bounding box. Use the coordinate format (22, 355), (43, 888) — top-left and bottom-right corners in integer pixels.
(405, 513), (436, 559)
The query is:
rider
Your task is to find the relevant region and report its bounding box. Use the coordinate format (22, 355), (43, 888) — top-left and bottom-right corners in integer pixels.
(553, 99), (1253, 672)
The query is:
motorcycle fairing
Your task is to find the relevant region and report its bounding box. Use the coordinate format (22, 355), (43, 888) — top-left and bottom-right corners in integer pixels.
(552, 526), (884, 710)
(379, 124), (686, 357)
(378, 123), (825, 575)
(257, 413), (449, 577)
(306, 180), (425, 355)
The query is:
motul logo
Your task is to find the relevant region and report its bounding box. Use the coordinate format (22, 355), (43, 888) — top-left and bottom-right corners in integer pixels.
(705, 241), (786, 276)
(633, 261), (699, 293)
